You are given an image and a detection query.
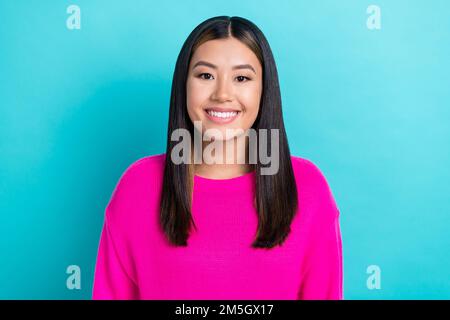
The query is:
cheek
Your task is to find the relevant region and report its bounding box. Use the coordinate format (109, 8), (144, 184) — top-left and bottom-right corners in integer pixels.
(186, 79), (209, 112)
(239, 85), (262, 116)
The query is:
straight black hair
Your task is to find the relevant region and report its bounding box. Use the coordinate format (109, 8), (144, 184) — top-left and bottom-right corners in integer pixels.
(160, 16), (298, 248)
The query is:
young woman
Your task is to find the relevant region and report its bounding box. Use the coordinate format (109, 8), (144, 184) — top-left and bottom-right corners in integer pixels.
(92, 16), (343, 300)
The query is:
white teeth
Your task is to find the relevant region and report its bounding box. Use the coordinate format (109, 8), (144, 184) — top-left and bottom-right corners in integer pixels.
(207, 110), (238, 118)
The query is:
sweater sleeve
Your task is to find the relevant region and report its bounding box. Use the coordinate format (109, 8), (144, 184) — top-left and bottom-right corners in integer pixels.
(297, 211), (343, 300)
(296, 159), (343, 300)
(92, 213), (139, 300)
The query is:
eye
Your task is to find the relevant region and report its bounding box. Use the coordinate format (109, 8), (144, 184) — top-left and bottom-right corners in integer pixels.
(198, 73), (214, 80)
(236, 75), (251, 82)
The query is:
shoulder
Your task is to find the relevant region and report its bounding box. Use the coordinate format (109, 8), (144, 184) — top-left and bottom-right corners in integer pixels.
(290, 155), (340, 219)
(290, 155), (329, 185)
(105, 153), (166, 221)
(100, 154), (167, 264)
(112, 153), (166, 188)
(120, 153), (166, 179)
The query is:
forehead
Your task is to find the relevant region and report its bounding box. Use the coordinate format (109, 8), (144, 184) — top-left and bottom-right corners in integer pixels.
(190, 37), (261, 70)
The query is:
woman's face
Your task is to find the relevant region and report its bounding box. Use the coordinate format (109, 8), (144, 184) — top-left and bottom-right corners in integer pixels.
(186, 37), (263, 140)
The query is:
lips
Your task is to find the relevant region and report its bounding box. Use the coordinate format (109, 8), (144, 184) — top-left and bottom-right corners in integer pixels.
(204, 107), (241, 124)
(205, 106), (241, 113)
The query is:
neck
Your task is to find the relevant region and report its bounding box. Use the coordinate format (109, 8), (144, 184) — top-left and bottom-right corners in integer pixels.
(193, 136), (253, 179)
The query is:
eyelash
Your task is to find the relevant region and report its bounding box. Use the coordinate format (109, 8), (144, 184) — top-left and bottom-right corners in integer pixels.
(197, 73), (251, 82)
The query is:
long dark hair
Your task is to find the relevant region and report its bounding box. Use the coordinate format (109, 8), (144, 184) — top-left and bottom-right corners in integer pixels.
(160, 16), (298, 248)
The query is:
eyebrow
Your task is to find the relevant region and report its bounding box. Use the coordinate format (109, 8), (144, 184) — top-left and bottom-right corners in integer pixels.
(192, 60), (256, 74)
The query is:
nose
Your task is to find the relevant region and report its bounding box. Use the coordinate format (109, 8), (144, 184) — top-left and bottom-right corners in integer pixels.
(211, 76), (233, 102)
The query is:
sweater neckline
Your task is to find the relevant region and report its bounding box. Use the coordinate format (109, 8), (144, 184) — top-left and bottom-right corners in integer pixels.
(193, 170), (256, 191)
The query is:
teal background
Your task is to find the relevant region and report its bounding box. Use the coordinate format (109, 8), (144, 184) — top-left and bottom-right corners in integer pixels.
(1, 0), (449, 299)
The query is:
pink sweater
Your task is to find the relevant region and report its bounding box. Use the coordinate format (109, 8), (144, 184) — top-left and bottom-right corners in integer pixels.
(92, 153), (343, 300)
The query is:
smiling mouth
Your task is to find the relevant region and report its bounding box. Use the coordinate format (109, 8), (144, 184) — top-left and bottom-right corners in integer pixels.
(204, 109), (241, 123)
